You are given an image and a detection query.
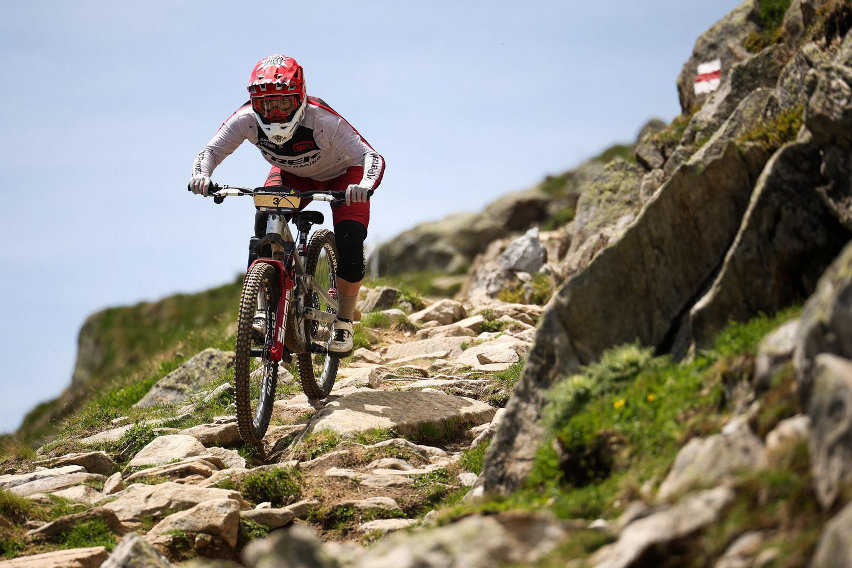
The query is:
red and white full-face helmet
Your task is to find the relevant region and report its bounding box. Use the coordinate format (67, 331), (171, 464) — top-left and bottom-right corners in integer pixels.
(248, 55), (307, 144)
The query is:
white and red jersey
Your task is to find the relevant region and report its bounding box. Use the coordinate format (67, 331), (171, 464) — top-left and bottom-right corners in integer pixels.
(192, 96), (384, 190)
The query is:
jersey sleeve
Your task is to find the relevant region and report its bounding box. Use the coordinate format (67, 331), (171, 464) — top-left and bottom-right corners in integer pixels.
(190, 108), (251, 177)
(328, 116), (385, 190)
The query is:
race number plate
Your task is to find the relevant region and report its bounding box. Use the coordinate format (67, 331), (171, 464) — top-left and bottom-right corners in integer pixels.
(253, 193), (301, 209)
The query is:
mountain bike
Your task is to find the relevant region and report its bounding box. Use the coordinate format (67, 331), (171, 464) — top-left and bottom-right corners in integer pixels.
(195, 182), (368, 445)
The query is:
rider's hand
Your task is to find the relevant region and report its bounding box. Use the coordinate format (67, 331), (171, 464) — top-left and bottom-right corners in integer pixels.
(345, 183), (370, 206)
(189, 174), (211, 196)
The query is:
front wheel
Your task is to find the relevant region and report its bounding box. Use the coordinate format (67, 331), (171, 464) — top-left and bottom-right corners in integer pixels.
(297, 229), (340, 399)
(234, 262), (280, 445)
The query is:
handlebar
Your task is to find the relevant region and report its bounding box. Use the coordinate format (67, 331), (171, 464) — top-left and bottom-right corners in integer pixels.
(188, 182), (371, 205)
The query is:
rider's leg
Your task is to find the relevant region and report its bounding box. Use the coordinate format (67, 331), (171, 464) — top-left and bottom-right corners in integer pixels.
(328, 218), (367, 356)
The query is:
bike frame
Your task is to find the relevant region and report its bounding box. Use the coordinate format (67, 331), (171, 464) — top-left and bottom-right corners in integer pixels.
(247, 205), (339, 362)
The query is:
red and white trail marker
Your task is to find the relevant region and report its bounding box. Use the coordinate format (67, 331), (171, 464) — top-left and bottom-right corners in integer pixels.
(694, 59), (722, 95)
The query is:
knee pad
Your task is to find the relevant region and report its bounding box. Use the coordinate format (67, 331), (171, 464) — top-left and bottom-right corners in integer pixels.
(334, 220), (367, 282)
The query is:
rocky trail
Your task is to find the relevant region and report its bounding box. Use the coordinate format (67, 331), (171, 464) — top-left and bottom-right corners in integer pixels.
(0, 294), (549, 567)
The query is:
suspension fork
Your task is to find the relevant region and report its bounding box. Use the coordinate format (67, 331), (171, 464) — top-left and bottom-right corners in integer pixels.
(247, 258), (293, 362)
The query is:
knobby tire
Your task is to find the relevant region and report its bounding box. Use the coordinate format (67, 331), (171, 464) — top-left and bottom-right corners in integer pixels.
(234, 262), (279, 445)
(297, 228), (340, 399)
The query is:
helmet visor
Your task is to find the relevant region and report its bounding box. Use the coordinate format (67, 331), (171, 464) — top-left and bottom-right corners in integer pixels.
(252, 94), (300, 122)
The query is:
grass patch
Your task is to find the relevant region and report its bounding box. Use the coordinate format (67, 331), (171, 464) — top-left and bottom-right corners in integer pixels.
(433, 307), (803, 538)
(106, 423), (157, 465)
(354, 428), (398, 446)
(240, 467), (301, 507)
(744, 0), (792, 52)
(737, 104), (803, 153)
(55, 518), (117, 551)
(498, 273), (553, 305)
(647, 113), (692, 148)
(299, 430), (342, 460)
(361, 311), (418, 333)
(238, 518), (271, 547)
(486, 359), (526, 407)
(0, 436), (37, 467)
(541, 205), (576, 231)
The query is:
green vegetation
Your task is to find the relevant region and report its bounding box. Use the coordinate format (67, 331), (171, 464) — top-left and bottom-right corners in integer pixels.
(354, 428), (397, 445)
(647, 113), (692, 148)
(56, 519), (117, 551)
(298, 429), (342, 460)
(541, 205), (576, 231)
(486, 359), (526, 407)
(593, 143), (636, 164)
(738, 105), (804, 153)
(428, 307), (804, 560)
(238, 518), (271, 546)
(538, 172), (574, 196)
(361, 311), (418, 333)
(16, 276), (243, 445)
(744, 0), (793, 52)
(362, 275), (434, 306)
(498, 273), (553, 305)
(240, 467), (301, 507)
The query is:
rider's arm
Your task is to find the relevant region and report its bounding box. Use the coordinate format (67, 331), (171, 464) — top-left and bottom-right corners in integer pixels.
(329, 118), (385, 191)
(191, 105), (255, 177)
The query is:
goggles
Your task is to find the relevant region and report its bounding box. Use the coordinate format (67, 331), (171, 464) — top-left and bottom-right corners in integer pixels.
(251, 94), (300, 122)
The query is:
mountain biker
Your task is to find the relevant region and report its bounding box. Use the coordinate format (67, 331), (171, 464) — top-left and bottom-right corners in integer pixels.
(188, 54), (385, 357)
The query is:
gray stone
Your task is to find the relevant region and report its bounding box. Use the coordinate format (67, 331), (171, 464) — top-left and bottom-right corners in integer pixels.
(355, 511), (565, 567)
(484, 141), (755, 494)
(497, 227), (546, 274)
(754, 319), (800, 393)
(128, 434), (208, 468)
(657, 418), (766, 502)
(675, 0), (757, 114)
(408, 300), (467, 326)
(358, 518), (418, 534)
(0, 466), (104, 498)
(305, 390), (496, 440)
(242, 523), (335, 568)
(807, 353), (852, 509)
(360, 286), (403, 313)
(45, 451), (117, 476)
(811, 499), (852, 568)
(135, 348), (234, 408)
(179, 422), (242, 446)
(0, 547), (110, 567)
(101, 533), (173, 568)
(100, 481), (247, 524)
(795, 241), (852, 407)
(592, 487), (734, 568)
(688, 140), (848, 351)
(240, 507), (296, 529)
(147, 498), (241, 549)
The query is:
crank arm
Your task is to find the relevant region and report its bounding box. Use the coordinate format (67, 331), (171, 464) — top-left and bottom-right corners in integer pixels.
(304, 307), (337, 324)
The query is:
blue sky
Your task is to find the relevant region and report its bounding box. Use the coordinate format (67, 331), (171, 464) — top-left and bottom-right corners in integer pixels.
(0, 0), (744, 434)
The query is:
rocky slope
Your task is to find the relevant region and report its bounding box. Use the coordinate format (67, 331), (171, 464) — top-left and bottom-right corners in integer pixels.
(5, 0), (852, 566)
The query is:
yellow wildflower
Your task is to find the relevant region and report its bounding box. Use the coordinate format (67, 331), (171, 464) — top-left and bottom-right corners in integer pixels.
(613, 398), (626, 409)
(647, 393), (657, 402)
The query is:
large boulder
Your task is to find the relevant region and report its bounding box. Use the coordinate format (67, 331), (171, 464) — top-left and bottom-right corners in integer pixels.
(483, 141), (755, 493)
(375, 189), (551, 275)
(135, 348), (234, 408)
(676, 0), (759, 114)
(561, 158), (645, 278)
(687, 138), (849, 350)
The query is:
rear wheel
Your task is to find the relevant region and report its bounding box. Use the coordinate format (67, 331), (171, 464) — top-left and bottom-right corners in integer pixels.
(234, 262), (279, 445)
(297, 229), (339, 399)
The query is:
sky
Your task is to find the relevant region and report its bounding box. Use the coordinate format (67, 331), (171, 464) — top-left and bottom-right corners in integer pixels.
(0, 0), (745, 435)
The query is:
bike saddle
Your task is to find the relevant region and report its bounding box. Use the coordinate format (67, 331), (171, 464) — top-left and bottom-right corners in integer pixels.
(297, 210), (324, 227)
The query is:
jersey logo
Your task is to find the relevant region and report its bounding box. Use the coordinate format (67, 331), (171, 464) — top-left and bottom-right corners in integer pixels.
(293, 140), (317, 153)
